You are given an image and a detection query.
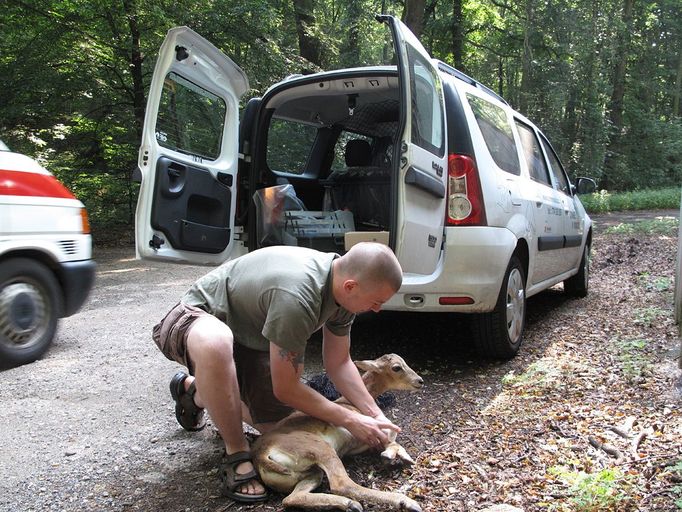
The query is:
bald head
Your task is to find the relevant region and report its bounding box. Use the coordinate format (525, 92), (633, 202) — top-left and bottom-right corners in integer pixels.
(336, 242), (403, 292)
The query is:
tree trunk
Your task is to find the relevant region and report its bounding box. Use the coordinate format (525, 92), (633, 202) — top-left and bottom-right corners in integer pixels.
(292, 0), (323, 71)
(674, 49), (682, 118)
(608, 0), (634, 130)
(404, 0), (426, 40)
(122, 0), (144, 224)
(676, 190), (682, 355)
(518, 0), (534, 113)
(562, 87), (578, 153)
(602, 0), (634, 189)
(452, 0), (464, 70)
(345, 0), (361, 65)
(123, 0), (144, 141)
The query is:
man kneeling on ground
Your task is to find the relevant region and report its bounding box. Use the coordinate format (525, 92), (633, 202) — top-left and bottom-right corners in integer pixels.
(152, 242), (403, 502)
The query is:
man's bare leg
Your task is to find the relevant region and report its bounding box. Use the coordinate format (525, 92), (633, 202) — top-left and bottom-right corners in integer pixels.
(184, 316), (265, 497)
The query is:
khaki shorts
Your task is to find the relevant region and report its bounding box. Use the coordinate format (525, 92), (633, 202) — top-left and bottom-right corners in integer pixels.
(152, 302), (293, 424)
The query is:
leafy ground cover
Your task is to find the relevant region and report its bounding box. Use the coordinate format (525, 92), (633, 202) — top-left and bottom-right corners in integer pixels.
(99, 213), (680, 512)
(372, 215), (682, 511)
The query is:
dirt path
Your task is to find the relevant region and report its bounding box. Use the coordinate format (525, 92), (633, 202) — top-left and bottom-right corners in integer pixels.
(590, 209), (679, 231)
(1, 210), (680, 512)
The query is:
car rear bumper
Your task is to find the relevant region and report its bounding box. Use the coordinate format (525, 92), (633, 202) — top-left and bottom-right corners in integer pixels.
(383, 226), (517, 313)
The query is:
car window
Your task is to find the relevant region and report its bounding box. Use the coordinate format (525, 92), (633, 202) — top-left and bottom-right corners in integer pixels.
(266, 118), (318, 175)
(408, 47), (445, 157)
(466, 94), (520, 175)
(540, 135), (571, 195)
(515, 120), (551, 186)
(156, 72), (226, 160)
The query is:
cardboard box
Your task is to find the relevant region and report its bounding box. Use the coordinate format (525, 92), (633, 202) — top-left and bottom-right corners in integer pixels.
(344, 231), (390, 250)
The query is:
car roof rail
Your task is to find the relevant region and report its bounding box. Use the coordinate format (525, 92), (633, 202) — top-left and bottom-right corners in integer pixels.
(436, 61), (508, 106)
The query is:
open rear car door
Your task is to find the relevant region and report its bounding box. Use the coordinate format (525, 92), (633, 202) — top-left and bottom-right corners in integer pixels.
(135, 27), (248, 264)
(378, 16), (447, 275)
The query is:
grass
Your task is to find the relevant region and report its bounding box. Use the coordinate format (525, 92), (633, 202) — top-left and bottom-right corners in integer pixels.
(579, 186), (680, 213)
(634, 306), (668, 327)
(669, 461), (682, 509)
(603, 217), (679, 235)
(612, 336), (653, 382)
(548, 466), (636, 511)
(635, 272), (672, 292)
(501, 358), (571, 392)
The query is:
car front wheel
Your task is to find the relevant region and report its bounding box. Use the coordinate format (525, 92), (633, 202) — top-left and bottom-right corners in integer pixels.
(472, 255), (526, 359)
(0, 258), (61, 369)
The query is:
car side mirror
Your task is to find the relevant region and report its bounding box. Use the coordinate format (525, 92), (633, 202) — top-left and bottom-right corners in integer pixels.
(573, 177), (597, 195)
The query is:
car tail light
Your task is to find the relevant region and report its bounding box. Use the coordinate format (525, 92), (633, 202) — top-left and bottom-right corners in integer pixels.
(446, 153), (486, 226)
(80, 208), (91, 234)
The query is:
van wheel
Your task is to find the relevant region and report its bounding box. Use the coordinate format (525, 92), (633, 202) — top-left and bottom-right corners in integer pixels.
(472, 255), (526, 359)
(564, 244), (590, 298)
(0, 258), (61, 369)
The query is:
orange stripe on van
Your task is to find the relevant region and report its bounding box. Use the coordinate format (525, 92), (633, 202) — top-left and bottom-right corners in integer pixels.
(0, 169), (76, 199)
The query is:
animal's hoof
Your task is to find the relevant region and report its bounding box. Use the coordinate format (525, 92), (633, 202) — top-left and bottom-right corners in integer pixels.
(381, 452), (414, 467)
(400, 499), (422, 512)
(346, 499), (363, 512)
(398, 453), (414, 465)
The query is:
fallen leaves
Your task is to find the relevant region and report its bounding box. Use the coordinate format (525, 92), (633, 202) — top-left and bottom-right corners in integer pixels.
(358, 226), (682, 511)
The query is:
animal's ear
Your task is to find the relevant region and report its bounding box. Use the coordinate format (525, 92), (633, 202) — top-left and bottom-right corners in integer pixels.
(354, 360), (379, 372)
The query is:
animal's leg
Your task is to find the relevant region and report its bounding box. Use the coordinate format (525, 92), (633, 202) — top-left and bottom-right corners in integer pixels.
(282, 474), (363, 512)
(320, 453), (422, 512)
(380, 441), (414, 466)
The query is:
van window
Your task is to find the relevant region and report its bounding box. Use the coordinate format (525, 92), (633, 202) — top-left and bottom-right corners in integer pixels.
(156, 72), (226, 160)
(466, 94), (520, 175)
(540, 136), (571, 195)
(267, 119), (318, 175)
(409, 48), (445, 157)
(515, 120), (551, 186)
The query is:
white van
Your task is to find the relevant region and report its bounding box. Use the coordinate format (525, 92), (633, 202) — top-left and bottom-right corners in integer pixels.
(135, 16), (594, 358)
(0, 142), (95, 368)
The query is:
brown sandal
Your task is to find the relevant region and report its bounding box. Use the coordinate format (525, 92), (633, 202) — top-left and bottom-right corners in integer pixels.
(169, 372), (206, 431)
(220, 451), (268, 503)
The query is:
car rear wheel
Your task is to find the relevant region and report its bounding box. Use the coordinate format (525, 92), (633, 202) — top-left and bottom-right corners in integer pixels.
(564, 244), (590, 298)
(472, 255), (526, 359)
(0, 258), (61, 368)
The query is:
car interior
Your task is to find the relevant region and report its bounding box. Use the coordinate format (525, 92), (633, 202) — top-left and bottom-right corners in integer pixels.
(250, 71), (401, 253)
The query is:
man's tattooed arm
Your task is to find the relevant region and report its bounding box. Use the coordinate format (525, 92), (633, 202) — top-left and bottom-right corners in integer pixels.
(278, 348), (304, 372)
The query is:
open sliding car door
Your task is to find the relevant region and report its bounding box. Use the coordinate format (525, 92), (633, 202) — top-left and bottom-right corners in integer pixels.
(135, 27), (248, 264)
(378, 15), (447, 275)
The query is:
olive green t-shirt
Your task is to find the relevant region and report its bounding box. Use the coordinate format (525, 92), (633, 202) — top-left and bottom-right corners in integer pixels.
(181, 246), (355, 354)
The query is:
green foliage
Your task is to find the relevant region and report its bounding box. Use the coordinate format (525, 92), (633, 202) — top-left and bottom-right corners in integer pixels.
(634, 306), (667, 327)
(548, 466), (636, 511)
(635, 271), (673, 293)
(612, 336), (653, 382)
(1, 0), (681, 239)
(501, 358), (577, 394)
(665, 461), (682, 509)
(581, 187), (682, 213)
(602, 217), (679, 236)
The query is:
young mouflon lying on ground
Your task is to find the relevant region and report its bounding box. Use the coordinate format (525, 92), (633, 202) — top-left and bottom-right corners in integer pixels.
(252, 353), (424, 511)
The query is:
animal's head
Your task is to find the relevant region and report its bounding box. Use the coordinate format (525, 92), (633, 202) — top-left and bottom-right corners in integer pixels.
(355, 354), (424, 396)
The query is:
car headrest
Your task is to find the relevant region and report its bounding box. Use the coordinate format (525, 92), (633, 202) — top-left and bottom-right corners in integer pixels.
(345, 139), (372, 167)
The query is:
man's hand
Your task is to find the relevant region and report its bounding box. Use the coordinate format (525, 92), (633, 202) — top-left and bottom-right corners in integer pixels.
(344, 411), (401, 448)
